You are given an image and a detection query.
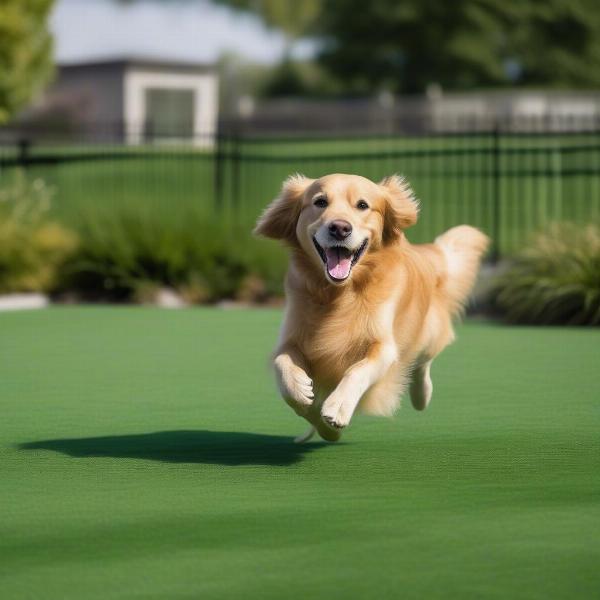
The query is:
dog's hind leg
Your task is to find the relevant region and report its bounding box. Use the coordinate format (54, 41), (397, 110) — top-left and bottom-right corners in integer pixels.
(409, 360), (433, 411)
(304, 402), (342, 443)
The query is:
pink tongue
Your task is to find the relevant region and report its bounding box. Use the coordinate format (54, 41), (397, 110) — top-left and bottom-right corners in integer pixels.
(325, 247), (352, 280)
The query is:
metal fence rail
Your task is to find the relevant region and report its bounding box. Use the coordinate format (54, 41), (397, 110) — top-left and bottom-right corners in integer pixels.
(1, 124), (599, 259)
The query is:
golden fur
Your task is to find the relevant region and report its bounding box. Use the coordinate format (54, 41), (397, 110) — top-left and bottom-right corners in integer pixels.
(255, 173), (489, 442)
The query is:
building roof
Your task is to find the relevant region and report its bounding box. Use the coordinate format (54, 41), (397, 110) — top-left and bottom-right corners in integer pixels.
(58, 55), (215, 74)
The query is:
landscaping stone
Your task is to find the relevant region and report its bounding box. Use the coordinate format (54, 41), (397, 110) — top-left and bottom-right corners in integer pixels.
(0, 293), (49, 312)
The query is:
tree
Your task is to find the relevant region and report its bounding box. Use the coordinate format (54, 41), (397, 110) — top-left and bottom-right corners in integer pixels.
(317, 0), (600, 93)
(215, 0), (600, 94)
(508, 0), (600, 88)
(211, 0), (326, 98)
(213, 0), (321, 47)
(0, 0), (55, 124)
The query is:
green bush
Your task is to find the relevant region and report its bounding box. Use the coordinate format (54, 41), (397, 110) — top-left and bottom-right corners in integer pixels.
(0, 171), (290, 303)
(0, 171), (78, 293)
(62, 207), (287, 303)
(487, 223), (600, 325)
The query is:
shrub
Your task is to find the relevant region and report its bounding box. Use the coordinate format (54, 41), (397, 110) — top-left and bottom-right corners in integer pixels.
(62, 207), (287, 303)
(0, 172), (290, 303)
(486, 223), (600, 325)
(0, 171), (78, 293)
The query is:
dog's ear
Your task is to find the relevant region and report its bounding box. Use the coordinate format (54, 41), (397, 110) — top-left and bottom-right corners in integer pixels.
(379, 175), (419, 244)
(254, 174), (314, 242)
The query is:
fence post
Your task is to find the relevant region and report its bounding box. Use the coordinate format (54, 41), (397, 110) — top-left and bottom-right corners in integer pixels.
(231, 125), (242, 212)
(17, 138), (31, 168)
(491, 124), (501, 262)
(551, 142), (563, 223)
(213, 130), (224, 212)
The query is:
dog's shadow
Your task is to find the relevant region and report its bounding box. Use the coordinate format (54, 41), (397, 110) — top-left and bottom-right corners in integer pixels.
(19, 430), (327, 467)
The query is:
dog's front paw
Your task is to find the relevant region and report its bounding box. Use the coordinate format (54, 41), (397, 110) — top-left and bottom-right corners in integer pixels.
(274, 355), (314, 414)
(321, 391), (352, 430)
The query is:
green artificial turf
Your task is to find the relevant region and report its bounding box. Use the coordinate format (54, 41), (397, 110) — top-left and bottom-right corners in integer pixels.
(1, 308), (599, 599)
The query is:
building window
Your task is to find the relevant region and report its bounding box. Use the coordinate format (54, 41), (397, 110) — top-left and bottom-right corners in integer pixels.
(143, 87), (195, 141)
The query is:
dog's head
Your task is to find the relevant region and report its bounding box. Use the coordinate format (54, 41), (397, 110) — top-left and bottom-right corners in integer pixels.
(254, 173), (418, 285)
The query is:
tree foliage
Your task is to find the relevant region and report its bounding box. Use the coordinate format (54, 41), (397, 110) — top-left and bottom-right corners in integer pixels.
(318, 0), (600, 93)
(212, 0), (321, 42)
(217, 0), (600, 94)
(0, 0), (55, 123)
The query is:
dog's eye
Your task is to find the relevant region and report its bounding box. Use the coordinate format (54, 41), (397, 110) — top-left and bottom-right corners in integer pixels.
(356, 200), (369, 210)
(314, 197), (328, 208)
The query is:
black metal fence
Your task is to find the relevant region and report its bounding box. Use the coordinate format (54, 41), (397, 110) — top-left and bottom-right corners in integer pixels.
(1, 120), (599, 258)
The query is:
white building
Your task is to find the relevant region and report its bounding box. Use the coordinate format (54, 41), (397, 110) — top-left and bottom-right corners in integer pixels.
(39, 57), (219, 145)
(427, 90), (600, 131)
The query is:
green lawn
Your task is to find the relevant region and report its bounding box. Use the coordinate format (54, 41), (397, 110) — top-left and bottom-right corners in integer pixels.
(1, 308), (599, 599)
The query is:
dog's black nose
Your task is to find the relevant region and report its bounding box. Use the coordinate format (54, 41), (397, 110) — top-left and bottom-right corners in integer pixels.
(328, 220), (352, 240)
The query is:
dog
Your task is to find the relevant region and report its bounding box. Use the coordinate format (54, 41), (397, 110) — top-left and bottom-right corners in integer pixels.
(254, 173), (489, 442)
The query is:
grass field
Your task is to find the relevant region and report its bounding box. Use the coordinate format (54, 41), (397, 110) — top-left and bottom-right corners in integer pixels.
(2, 308), (599, 599)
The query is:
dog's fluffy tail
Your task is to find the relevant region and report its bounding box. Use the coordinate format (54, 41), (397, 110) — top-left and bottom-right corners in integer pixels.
(435, 225), (490, 315)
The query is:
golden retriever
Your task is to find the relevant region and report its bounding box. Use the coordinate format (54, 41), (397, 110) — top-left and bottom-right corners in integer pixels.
(254, 173), (489, 442)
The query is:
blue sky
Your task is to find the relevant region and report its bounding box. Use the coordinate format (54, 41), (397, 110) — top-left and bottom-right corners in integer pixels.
(51, 0), (313, 65)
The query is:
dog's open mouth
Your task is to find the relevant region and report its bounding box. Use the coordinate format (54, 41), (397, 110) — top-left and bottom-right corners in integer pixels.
(312, 237), (368, 282)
